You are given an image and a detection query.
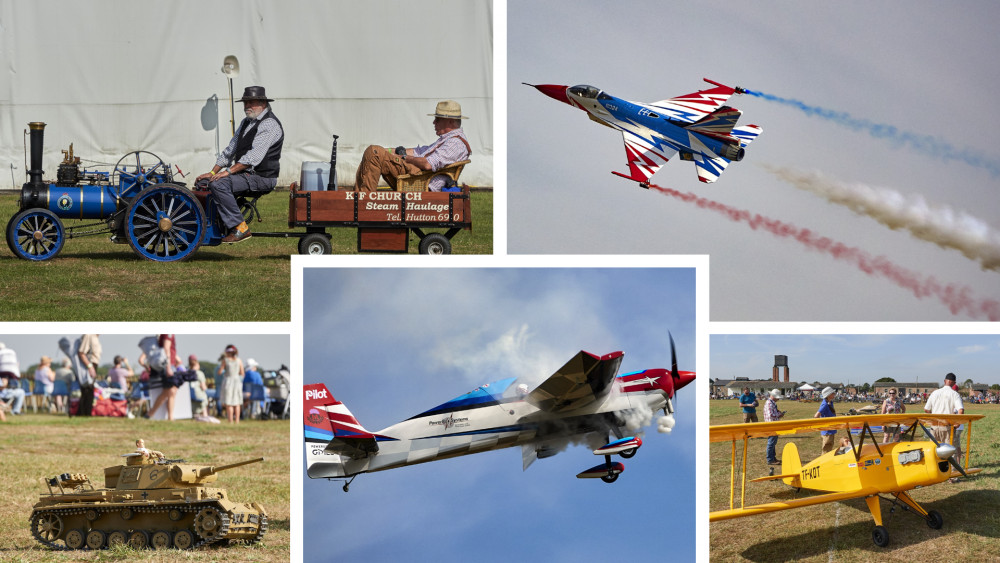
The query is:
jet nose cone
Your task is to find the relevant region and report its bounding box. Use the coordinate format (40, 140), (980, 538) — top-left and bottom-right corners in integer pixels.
(674, 371), (696, 391)
(524, 83), (571, 105)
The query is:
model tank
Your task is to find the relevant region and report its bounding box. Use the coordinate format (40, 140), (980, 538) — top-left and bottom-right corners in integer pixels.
(29, 445), (267, 550)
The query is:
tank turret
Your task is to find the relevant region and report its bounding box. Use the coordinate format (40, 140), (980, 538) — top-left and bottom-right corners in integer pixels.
(29, 446), (267, 551)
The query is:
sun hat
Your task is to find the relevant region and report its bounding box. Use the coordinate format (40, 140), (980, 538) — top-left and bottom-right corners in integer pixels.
(428, 100), (469, 119)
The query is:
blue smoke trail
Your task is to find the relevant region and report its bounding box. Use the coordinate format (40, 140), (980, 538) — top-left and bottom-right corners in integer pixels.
(744, 89), (1000, 177)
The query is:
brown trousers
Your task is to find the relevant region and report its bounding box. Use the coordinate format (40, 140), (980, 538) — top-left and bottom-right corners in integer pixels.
(354, 145), (422, 192)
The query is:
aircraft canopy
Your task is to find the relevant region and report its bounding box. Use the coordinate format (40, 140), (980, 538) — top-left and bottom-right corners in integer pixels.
(569, 85), (611, 100)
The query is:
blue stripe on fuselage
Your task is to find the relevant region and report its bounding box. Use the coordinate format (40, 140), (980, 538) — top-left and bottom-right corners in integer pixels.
(598, 96), (730, 158)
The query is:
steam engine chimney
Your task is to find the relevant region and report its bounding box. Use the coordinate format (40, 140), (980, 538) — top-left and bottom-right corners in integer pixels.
(26, 122), (46, 188)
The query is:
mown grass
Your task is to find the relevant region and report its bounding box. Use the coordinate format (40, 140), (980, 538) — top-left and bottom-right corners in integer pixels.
(0, 411), (289, 562)
(0, 188), (492, 321)
(709, 400), (1000, 562)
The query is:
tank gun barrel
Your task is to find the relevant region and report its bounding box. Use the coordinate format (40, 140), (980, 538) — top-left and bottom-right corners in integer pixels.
(195, 457), (264, 478)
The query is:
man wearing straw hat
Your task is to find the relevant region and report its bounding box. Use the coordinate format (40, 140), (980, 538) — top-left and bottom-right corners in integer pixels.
(814, 386), (838, 453)
(354, 100), (471, 192)
(197, 85), (284, 244)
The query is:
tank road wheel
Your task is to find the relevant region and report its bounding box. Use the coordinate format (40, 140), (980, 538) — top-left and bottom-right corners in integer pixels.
(418, 232), (451, 255)
(126, 184), (206, 262)
(872, 525), (890, 547)
(193, 506), (226, 541)
(120, 507), (134, 521)
(150, 530), (172, 549)
(84, 508), (100, 522)
(107, 530), (128, 547)
(31, 512), (63, 543)
(173, 529), (195, 550)
(127, 530), (149, 549)
(113, 150), (169, 198)
(298, 233), (332, 255)
(85, 529), (107, 550)
(64, 529), (86, 550)
(7, 209), (65, 261)
(168, 508), (184, 521)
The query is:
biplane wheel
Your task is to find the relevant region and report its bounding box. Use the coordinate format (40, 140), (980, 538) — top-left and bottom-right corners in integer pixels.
(126, 184), (205, 262)
(298, 233), (332, 255)
(926, 510), (943, 530)
(7, 208), (65, 261)
(418, 233), (451, 255)
(619, 448), (638, 459)
(601, 473), (619, 484)
(872, 525), (889, 547)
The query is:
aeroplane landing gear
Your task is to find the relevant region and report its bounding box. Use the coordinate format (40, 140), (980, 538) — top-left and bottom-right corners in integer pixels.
(639, 182), (650, 189)
(925, 510), (943, 530)
(600, 454), (619, 483)
(872, 525), (889, 548)
(341, 474), (358, 493)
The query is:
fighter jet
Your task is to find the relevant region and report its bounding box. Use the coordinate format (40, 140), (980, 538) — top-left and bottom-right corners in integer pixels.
(525, 78), (762, 187)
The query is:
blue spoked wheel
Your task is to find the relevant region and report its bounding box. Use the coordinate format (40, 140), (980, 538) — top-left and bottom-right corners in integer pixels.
(126, 184), (205, 262)
(6, 208), (65, 261)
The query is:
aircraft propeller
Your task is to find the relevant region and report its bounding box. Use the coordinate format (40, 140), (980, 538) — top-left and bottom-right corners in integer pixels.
(918, 422), (968, 478)
(658, 332), (682, 433)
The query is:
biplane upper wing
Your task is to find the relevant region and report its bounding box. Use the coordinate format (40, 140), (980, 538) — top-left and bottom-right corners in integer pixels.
(527, 351), (624, 413)
(709, 413), (984, 443)
(710, 487), (882, 522)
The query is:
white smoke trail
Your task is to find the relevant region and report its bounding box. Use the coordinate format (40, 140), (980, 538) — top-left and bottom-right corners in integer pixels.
(766, 165), (1000, 272)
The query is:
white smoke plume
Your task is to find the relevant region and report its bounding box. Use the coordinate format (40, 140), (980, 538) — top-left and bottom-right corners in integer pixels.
(657, 414), (676, 434)
(766, 165), (1000, 272)
(617, 401), (654, 433)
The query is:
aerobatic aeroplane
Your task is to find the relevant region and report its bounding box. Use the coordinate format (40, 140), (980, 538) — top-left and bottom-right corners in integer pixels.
(710, 413), (984, 547)
(304, 336), (694, 491)
(525, 78), (762, 187)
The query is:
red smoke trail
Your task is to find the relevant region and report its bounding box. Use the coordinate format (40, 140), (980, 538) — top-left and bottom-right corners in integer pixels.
(649, 183), (1000, 321)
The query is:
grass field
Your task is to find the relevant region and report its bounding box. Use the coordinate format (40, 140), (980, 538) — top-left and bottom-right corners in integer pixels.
(0, 188), (492, 321)
(709, 400), (1000, 562)
(0, 411), (289, 562)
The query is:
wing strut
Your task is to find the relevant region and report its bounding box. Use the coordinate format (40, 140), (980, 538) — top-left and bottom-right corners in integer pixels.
(845, 421), (883, 462)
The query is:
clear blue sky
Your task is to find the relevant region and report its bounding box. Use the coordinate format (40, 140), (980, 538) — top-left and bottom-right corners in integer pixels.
(711, 334), (1000, 387)
(300, 266), (698, 562)
(508, 0), (1000, 321)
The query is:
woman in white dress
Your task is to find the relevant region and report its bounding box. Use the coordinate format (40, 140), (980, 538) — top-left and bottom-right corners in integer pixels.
(216, 344), (245, 424)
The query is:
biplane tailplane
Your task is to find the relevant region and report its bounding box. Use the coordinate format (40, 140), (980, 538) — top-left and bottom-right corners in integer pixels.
(780, 442), (802, 488)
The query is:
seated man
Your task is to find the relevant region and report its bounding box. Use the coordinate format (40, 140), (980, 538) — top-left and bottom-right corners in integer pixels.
(0, 342), (25, 417)
(354, 100), (471, 192)
(197, 86), (284, 243)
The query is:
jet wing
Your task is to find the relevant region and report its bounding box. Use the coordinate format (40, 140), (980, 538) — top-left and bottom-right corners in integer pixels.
(613, 134), (677, 183)
(710, 413), (985, 443)
(649, 79), (740, 124)
(527, 351), (624, 413)
(710, 487), (882, 522)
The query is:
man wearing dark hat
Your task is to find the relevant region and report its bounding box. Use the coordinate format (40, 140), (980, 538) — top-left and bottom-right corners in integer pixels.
(354, 100), (471, 192)
(197, 86), (284, 243)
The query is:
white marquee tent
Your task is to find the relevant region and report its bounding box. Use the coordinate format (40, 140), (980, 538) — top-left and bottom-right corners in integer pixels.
(0, 0), (493, 188)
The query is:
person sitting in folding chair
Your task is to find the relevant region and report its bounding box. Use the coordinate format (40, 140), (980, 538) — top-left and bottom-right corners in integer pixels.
(353, 100), (471, 192)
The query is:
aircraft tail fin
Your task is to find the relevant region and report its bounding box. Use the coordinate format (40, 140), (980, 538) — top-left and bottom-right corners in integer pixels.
(732, 124), (763, 148)
(687, 106), (742, 136)
(780, 441), (803, 488)
(303, 383), (377, 478)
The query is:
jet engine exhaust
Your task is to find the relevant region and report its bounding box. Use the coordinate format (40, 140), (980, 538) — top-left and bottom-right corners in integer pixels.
(648, 183), (1000, 320)
(718, 144), (745, 162)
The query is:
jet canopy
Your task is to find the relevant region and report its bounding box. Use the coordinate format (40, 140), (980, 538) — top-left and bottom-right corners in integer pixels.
(569, 85), (611, 100)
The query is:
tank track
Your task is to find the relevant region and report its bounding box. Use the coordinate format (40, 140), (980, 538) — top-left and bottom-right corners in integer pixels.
(29, 502), (232, 550)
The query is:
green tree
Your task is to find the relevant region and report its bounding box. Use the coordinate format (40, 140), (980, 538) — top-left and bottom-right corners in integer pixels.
(875, 377), (896, 383)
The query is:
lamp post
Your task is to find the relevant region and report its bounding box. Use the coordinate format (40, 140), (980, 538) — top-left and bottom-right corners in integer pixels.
(221, 55), (240, 137)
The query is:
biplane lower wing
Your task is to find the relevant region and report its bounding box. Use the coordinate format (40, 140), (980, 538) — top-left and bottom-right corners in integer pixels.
(710, 487), (881, 522)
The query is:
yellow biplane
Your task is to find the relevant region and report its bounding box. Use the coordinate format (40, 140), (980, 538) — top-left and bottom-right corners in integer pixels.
(710, 413), (984, 547)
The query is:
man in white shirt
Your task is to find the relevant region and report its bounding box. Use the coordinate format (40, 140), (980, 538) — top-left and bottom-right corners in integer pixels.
(924, 372), (964, 481)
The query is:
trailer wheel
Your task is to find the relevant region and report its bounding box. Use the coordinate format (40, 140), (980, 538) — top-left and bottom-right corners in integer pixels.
(418, 233), (451, 255)
(298, 233), (332, 255)
(126, 184), (205, 262)
(7, 208), (65, 261)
